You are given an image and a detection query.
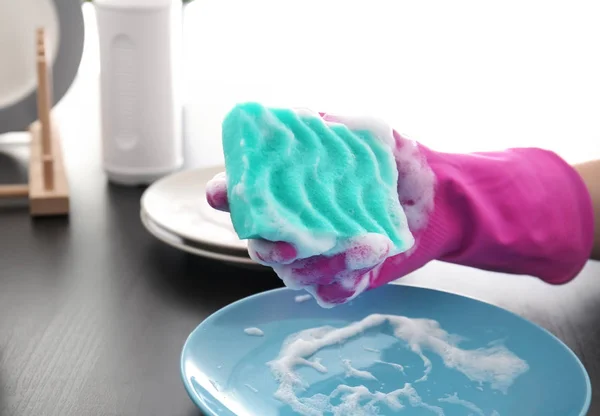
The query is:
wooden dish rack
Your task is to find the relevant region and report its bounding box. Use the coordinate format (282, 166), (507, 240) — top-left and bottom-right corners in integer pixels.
(0, 28), (69, 216)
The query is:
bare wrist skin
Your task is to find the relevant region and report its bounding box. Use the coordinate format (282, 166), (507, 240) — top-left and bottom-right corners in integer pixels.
(573, 160), (600, 260)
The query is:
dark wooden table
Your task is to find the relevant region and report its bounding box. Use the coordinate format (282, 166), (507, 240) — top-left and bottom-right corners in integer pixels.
(1, 135), (599, 416)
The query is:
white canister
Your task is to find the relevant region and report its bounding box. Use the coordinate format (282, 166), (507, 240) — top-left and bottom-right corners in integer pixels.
(95, 0), (183, 185)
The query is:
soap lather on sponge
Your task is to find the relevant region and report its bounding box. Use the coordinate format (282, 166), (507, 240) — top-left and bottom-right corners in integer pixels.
(222, 102), (414, 268)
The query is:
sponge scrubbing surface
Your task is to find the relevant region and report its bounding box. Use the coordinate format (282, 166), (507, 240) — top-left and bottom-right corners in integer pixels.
(222, 102), (414, 259)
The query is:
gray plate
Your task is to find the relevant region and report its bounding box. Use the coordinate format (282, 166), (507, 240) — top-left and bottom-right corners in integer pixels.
(0, 0), (84, 134)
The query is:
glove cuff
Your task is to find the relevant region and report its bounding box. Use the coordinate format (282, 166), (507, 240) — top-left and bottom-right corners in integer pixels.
(424, 146), (594, 283)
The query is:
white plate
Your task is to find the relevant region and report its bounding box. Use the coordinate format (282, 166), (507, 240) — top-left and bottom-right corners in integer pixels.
(0, 0), (84, 134)
(141, 166), (249, 254)
(141, 207), (264, 269)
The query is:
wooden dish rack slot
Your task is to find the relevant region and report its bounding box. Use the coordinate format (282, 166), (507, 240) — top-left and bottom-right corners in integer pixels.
(0, 28), (69, 217)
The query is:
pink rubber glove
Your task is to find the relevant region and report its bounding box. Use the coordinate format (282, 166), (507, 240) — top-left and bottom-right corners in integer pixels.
(206, 113), (594, 307)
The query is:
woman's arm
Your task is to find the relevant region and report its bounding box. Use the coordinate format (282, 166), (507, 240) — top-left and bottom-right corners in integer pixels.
(574, 160), (600, 260)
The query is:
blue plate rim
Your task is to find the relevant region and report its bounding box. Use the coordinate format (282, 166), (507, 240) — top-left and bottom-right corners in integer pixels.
(180, 285), (592, 416)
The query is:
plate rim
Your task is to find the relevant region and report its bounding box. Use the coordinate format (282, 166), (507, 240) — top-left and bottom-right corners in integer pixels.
(0, 0), (85, 134)
(140, 207), (261, 267)
(180, 285), (592, 416)
(140, 166), (249, 253)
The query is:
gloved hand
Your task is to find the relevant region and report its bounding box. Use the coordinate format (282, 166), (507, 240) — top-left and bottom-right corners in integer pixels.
(206, 112), (594, 307)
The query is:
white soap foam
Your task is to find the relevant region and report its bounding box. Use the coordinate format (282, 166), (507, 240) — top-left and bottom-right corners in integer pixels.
(248, 239), (295, 265)
(244, 327), (264, 337)
(293, 108), (321, 118)
(232, 183), (245, 197)
(302, 271), (372, 309)
(410, 343), (433, 383)
(244, 383), (258, 393)
(438, 393), (487, 416)
(285, 229), (337, 260)
(363, 347), (381, 353)
(341, 234), (392, 271)
(389, 383), (445, 415)
(342, 359), (378, 381)
(268, 314), (527, 416)
(295, 294), (313, 303)
(331, 383), (444, 416)
(342, 272), (371, 300)
(247, 208), (337, 263)
(274, 382), (443, 416)
(273, 264), (305, 291)
(392, 135), (435, 232)
(375, 360), (405, 374)
(323, 114), (396, 149)
(299, 357), (328, 373)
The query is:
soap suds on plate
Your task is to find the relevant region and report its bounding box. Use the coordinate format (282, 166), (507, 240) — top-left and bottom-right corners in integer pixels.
(438, 393), (486, 415)
(295, 294), (312, 303)
(244, 383), (258, 393)
(268, 314), (527, 416)
(244, 327), (264, 337)
(375, 360), (405, 374)
(299, 357), (327, 373)
(342, 359), (377, 381)
(411, 344), (433, 383)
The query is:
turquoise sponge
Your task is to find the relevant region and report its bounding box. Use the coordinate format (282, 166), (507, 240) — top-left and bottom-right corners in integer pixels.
(221, 102), (414, 259)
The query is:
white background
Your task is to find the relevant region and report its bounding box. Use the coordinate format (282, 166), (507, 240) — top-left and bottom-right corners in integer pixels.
(60, 1), (600, 168)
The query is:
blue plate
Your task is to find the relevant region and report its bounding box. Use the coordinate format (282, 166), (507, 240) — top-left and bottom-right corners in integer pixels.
(181, 285), (591, 416)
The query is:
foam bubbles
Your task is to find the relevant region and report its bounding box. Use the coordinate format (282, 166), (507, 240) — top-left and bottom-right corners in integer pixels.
(392, 132), (435, 232)
(244, 383), (258, 393)
(342, 359), (378, 381)
(341, 234), (392, 271)
(246, 205), (338, 262)
(244, 327), (264, 337)
(375, 360), (405, 374)
(268, 314), (527, 415)
(232, 183), (245, 197)
(303, 272), (372, 309)
(323, 114), (396, 149)
(438, 393), (485, 415)
(295, 294), (313, 303)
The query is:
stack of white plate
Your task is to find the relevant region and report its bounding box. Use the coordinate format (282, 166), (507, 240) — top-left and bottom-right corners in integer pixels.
(140, 166), (262, 268)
